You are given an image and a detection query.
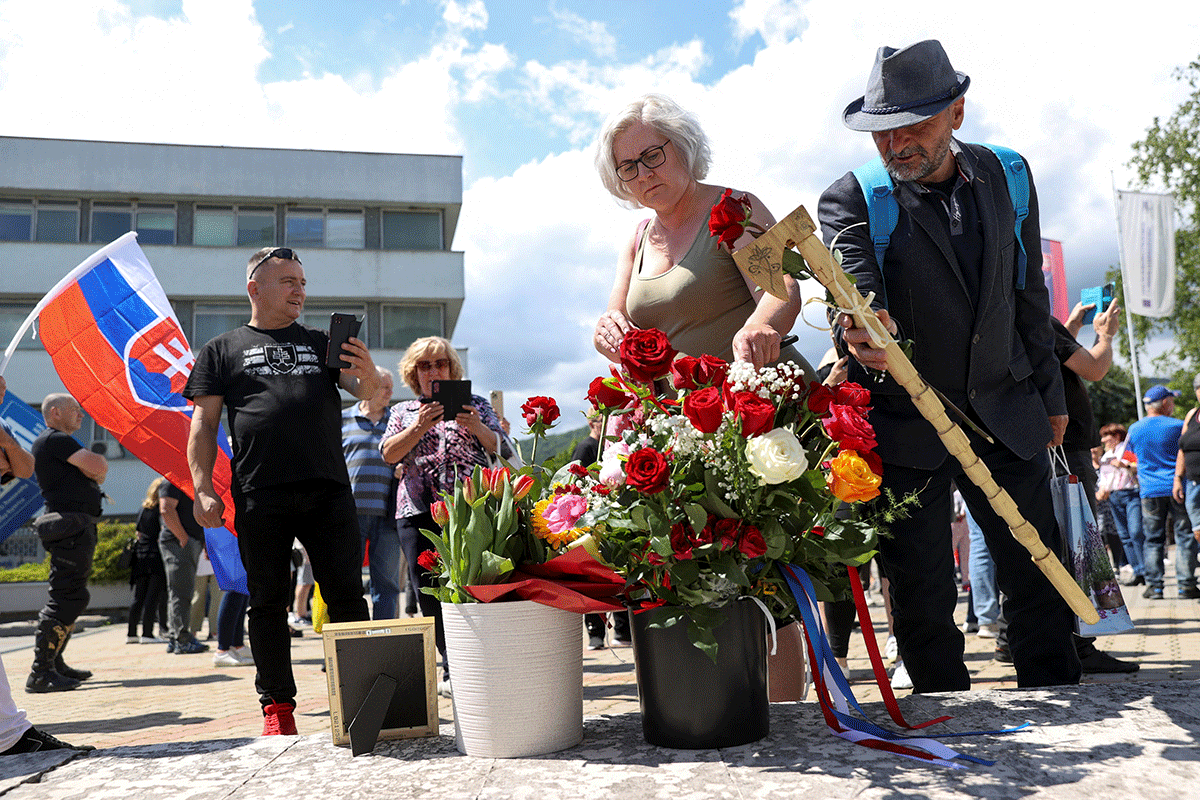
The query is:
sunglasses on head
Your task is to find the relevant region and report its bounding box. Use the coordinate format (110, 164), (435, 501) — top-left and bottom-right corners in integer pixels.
(248, 247), (302, 280)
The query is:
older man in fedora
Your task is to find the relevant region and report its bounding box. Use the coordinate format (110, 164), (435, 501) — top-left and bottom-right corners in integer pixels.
(818, 40), (1081, 692)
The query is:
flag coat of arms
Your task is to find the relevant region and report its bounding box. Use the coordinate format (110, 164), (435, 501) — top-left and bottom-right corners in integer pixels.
(1, 232), (247, 594)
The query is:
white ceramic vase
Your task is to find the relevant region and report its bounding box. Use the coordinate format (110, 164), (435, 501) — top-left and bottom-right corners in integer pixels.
(442, 599), (584, 758)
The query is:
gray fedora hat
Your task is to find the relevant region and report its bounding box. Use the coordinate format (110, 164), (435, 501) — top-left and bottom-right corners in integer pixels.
(843, 39), (969, 132)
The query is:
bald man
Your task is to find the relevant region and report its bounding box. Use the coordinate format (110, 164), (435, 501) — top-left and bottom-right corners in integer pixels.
(27, 393), (107, 693)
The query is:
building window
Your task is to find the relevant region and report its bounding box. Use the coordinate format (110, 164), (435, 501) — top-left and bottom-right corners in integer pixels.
(81, 413), (125, 459)
(0, 303), (40, 351)
(0, 201), (32, 241)
(194, 205), (276, 248)
(35, 201), (80, 242)
(192, 304), (251, 348)
(286, 208), (364, 249)
(382, 210), (442, 251)
(380, 304), (443, 350)
(0, 200), (80, 243)
(136, 205), (176, 245)
(90, 202), (177, 245)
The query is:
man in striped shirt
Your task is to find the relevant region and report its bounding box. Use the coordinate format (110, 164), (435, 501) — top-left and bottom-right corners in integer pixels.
(341, 366), (403, 619)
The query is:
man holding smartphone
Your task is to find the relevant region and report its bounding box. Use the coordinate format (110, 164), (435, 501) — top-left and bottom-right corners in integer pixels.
(184, 247), (378, 736)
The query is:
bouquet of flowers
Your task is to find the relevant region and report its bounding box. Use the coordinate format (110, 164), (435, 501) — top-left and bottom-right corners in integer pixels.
(419, 396), (599, 604)
(546, 327), (883, 655)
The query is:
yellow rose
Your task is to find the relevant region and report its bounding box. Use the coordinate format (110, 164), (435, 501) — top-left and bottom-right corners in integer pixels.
(745, 428), (809, 484)
(827, 450), (882, 502)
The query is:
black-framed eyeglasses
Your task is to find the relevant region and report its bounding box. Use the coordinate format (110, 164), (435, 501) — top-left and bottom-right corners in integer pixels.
(416, 359), (451, 372)
(616, 141), (670, 182)
(248, 247), (302, 280)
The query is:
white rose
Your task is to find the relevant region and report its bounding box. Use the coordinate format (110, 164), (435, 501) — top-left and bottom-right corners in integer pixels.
(745, 428), (808, 485)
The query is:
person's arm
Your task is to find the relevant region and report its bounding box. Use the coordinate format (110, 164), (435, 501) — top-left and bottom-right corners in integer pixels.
(1063, 301), (1119, 382)
(380, 403), (442, 464)
(159, 494), (189, 546)
(336, 337), (381, 400)
(66, 447), (108, 484)
(730, 193), (802, 369)
(594, 224), (641, 361)
(457, 397), (501, 455)
(0, 425), (34, 480)
(1174, 410), (1194, 504)
(187, 394), (226, 529)
(818, 175), (901, 373)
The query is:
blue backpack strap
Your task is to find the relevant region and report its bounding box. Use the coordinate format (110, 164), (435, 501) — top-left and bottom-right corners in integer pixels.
(980, 143), (1030, 290)
(851, 157), (898, 308)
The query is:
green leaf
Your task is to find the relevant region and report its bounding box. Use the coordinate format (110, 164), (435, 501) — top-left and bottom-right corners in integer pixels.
(780, 248), (808, 278)
(684, 502), (708, 535)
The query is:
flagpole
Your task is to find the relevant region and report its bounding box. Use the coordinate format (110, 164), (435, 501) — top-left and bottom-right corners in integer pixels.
(1111, 177), (1144, 420)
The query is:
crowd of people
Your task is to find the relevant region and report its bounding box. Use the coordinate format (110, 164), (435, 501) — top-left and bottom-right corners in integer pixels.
(4, 37), (1199, 752)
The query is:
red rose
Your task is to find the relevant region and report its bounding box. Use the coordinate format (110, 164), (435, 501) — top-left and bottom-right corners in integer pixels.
(729, 391), (776, 437)
(625, 447), (670, 494)
(833, 382), (871, 411)
(682, 386), (724, 433)
(737, 525), (768, 559)
(806, 382), (835, 416)
(619, 328), (677, 384)
(861, 448), (883, 477)
(714, 518), (741, 550)
(708, 188), (754, 250)
(521, 396), (560, 427)
(587, 376), (632, 410)
(417, 550), (441, 572)
(822, 404), (878, 452)
(670, 523), (694, 560)
(671, 354), (730, 390)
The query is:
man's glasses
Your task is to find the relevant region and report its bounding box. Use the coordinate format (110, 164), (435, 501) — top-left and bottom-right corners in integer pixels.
(248, 247), (302, 280)
(416, 359), (451, 372)
(616, 141), (670, 182)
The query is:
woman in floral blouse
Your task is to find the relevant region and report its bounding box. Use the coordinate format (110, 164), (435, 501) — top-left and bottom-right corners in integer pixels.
(380, 336), (504, 693)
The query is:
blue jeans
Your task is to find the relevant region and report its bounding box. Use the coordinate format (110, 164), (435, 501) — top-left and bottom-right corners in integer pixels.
(359, 513), (402, 620)
(1141, 494), (1197, 592)
(1107, 488), (1145, 577)
(966, 511), (998, 625)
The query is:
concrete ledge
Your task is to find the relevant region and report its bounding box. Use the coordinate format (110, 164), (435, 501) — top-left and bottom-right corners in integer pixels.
(5, 680), (1197, 798)
(0, 581), (130, 620)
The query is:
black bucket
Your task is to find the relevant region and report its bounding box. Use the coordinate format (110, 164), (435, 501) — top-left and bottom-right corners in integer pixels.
(630, 598), (769, 749)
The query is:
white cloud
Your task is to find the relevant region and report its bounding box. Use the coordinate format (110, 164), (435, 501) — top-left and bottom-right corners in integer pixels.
(547, 5), (617, 59)
(728, 0), (809, 48)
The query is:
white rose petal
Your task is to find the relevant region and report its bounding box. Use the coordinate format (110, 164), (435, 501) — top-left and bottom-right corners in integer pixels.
(745, 428), (808, 485)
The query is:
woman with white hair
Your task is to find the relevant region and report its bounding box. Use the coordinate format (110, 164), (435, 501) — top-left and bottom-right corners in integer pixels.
(592, 93), (812, 375)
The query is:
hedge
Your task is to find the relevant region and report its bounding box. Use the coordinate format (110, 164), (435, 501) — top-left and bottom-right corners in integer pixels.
(0, 520), (135, 585)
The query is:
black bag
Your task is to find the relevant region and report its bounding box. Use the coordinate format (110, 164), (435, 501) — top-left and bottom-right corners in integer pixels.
(116, 537), (137, 570)
(32, 511), (94, 544)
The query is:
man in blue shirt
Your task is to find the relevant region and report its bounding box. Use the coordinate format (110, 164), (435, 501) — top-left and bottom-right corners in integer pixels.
(1126, 385), (1198, 599)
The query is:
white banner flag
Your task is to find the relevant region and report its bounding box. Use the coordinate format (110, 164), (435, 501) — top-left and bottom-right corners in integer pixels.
(1117, 190), (1176, 317)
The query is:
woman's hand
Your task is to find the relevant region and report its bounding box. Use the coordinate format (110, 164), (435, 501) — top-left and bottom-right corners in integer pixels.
(732, 322), (781, 369)
(415, 401), (443, 432)
(456, 404), (499, 453)
(594, 309), (634, 359)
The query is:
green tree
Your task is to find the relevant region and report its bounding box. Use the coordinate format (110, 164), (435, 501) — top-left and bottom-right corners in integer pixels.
(1122, 56), (1200, 389)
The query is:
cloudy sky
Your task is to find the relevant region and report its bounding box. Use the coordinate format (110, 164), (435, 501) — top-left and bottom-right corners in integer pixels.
(2, 0), (1196, 423)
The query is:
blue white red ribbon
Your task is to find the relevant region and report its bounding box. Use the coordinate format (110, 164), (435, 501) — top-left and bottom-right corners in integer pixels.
(782, 563), (1028, 768)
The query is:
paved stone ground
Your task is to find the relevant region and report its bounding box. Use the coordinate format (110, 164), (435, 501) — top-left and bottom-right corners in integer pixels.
(0, 550), (1196, 797)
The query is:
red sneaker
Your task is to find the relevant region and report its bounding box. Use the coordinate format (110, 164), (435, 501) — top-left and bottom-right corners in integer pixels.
(262, 702), (297, 735)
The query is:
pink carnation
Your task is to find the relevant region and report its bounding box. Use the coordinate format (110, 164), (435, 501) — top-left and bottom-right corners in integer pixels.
(543, 494), (588, 534)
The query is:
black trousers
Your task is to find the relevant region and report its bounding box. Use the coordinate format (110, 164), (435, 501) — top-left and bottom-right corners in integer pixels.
(234, 479), (369, 707)
(877, 441), (1081, 692)
(128, 559), (167, 638)
(39, 526), (96, 626)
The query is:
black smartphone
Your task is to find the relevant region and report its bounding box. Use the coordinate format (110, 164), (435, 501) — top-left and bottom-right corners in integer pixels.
(431, 379), (472, 422)
(1080, 283), (1115, 324)
(326, 313), (363, 369)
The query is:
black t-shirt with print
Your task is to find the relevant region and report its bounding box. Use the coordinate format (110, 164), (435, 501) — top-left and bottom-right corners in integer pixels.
(183, 322), (350, 494)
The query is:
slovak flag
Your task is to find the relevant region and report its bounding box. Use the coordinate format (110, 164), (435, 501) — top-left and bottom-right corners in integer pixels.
(0, 232), (247, 594)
